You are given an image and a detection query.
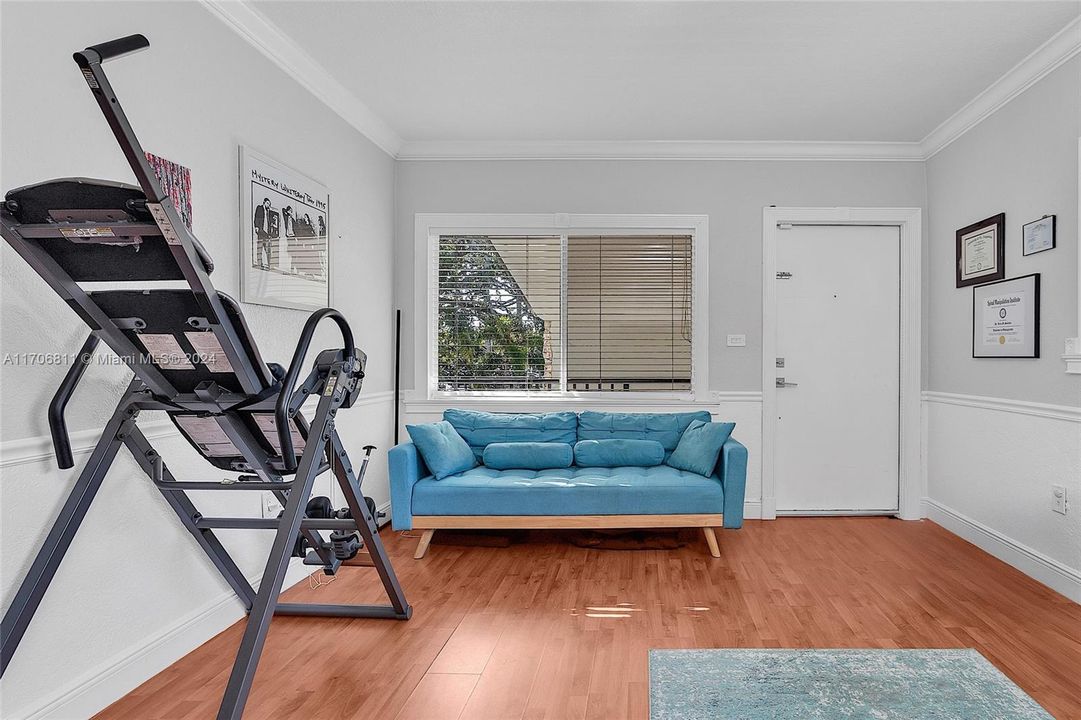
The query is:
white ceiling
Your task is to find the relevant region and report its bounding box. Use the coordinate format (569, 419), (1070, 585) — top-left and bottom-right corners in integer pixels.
(256, 1), (1080, 145)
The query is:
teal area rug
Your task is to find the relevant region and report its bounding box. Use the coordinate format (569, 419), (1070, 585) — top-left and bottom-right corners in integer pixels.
(649, 649), (1051, 719)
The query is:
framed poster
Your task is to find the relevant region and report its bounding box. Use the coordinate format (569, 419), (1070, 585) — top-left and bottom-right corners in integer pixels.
(240, 146), (330, 311)
(1022, 215), (1055, 256)
(972, 274), (1040, 358)
(956, 213), (1005, 288)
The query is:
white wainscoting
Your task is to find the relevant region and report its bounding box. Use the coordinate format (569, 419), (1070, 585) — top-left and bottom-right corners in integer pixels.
(0, 391), (395, 719)
(398, 391), (765, 518)
(922, 391), (1081, 603)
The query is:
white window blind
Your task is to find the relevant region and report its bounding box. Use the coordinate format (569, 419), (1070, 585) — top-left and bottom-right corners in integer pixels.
(436, 233), (693, 393)
(437, 235), (562, 391)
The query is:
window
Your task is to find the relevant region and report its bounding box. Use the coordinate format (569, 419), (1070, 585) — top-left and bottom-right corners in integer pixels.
(437, 235), (562, 391)
(426, 215), (705, 397)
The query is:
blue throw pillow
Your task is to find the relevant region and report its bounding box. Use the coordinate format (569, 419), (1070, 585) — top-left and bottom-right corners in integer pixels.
(406, 421), (477, 480)
(482, 442), (573, 470)
(665, 420), (736, 476)
(574, 439), (665, 468)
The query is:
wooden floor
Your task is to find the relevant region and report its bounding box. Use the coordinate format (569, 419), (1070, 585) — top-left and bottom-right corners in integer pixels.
(97, 518), (1081, 719)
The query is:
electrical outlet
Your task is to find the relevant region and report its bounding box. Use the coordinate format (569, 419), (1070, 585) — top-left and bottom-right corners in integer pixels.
(1052, 485), (1067, 515)
(262, 492), (283, 519)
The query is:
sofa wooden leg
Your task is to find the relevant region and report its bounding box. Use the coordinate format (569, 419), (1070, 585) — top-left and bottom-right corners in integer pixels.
(702, 527), (720, 558)
(414, 529), (435, 559)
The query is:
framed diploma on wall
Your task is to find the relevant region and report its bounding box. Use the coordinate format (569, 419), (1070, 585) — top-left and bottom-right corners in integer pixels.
(956, 213), (1005, 288)
(1022, 215), (1055, 256)
(972, 274), (1040, 358)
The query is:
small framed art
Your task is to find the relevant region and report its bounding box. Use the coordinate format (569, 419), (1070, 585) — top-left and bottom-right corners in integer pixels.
(1022, 215), (1055, 256)
(972, 274), (1040, 359)
(956, 213), (1005, 288)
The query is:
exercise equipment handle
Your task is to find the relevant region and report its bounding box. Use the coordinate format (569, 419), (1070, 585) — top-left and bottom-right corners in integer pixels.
(276, 309), (356, 472)
(49, 334), (100, 469)
(73, 34), (149, 66)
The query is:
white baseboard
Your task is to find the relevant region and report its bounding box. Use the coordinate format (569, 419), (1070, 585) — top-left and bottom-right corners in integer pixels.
(923, 497), (1081, 604)
(742, 500), (762, 520)
(18, 563), (313, 720)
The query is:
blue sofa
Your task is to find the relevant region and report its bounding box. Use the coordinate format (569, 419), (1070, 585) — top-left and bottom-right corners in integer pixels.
(389, 409), (748, 558)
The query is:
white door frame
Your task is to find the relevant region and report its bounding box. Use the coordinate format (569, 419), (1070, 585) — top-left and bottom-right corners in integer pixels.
(761, 207), (922, 520)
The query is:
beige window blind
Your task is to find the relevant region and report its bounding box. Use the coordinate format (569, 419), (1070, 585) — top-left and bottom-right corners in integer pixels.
(567, 235), (692, 391)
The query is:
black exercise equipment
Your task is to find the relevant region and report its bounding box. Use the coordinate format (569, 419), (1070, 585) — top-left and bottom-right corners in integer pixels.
(0, 34), (410, 719)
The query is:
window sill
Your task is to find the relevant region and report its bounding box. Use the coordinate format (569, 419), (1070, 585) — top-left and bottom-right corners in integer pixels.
(400, 390), (761, 416)
(402, 389), (713, 412)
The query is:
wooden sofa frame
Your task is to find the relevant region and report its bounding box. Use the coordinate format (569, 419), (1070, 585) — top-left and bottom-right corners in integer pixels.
(410, 514), (723, 559)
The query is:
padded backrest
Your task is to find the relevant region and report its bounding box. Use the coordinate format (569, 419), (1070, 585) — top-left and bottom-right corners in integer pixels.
(576, 411), (712, 456)
(170, 411), (307, 473)
(5, 178), (214, 281)
(89, 289), (273, 394)
(443, 409), (578, 460)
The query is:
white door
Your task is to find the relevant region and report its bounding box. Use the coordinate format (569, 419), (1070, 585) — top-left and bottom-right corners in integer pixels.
(774, 225), (900, 513)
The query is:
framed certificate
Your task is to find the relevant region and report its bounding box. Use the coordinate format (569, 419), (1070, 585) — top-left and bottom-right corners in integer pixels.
(972, 274), (1039, 358)
(956, 213), (1005, 288)
(1022, 215), (1055, 256)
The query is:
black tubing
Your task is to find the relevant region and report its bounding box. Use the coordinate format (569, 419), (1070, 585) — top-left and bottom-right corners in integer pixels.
(73, 34), (149, 67)
(276, 309), (356, 472)
(49, 334), (100, 469)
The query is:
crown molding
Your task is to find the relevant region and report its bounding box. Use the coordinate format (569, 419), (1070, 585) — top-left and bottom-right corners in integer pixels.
(202, 3), (1078, 163)
(200, 0), (403, 158)
(396, 139), (926, 162)
(921, 15), (1081, 159)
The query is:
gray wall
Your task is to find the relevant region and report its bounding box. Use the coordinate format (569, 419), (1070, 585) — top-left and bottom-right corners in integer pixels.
(0, 3), (396, 715)
(394, 159), (928, 393)
(923, 57), (1080, 596)
(926, 56), (1081, 405)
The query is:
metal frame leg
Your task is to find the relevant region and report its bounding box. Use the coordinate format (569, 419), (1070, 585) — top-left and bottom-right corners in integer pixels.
(328, 430), (410, 616)
(1, 393), (135, 675)
(215, 393), (337, 720)
(122, 428), (257, 609)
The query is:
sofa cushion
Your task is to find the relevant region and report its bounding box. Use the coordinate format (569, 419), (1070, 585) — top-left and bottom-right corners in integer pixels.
(576, 411), (712, 457)
(574, 439), (665, 467)
(444, 409), (578, 460)
(483, 442), (573, 470)
(411, 465), (723, 517)
(666, 420), (736, 477)
(406, 421), (477, 480)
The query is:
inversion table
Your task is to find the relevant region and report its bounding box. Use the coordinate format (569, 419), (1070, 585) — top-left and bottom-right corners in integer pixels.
(0, 34), (410, 719)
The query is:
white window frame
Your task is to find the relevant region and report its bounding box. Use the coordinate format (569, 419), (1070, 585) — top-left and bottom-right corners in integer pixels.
(414, 213), (710, 403)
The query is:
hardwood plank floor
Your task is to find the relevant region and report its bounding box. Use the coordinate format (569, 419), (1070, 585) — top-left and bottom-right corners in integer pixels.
(96, 518), (1081, 719)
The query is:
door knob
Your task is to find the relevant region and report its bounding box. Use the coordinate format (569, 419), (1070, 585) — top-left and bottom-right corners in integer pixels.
(775, 377), (799, 388)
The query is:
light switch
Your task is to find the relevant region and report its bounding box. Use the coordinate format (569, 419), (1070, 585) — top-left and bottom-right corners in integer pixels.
(727, 334), (747, 347)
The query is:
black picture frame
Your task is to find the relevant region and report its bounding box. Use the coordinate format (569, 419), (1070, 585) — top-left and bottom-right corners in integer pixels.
(1021, 215), (1056, 256)
(956, 213), (1005, 288)
(971, 273), (1040, 359)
